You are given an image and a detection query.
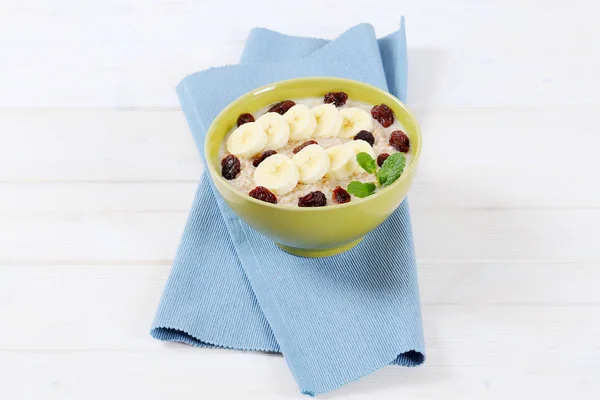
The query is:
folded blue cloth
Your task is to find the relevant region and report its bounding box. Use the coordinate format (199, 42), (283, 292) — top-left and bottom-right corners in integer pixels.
(151, 19), (425, 396)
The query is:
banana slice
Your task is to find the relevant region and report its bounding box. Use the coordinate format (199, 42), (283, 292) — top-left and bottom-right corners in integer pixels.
(338, 108), (373, 138)
(310, 104), (343, 138)
(284, 104), (317, 141)
(254, 154), (299, 195)
(226, 122), (268, 158)
(256, 112), (290, 150)
(326, 144), (357, 179)
(292, 144), (330, 184)
(345, 140), (376, 173)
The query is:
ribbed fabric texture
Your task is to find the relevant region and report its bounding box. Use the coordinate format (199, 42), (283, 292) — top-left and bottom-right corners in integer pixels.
(151, 20), (425, 396)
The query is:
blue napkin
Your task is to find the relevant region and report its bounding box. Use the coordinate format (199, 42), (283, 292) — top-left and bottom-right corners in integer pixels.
(151, 19), (425, 396)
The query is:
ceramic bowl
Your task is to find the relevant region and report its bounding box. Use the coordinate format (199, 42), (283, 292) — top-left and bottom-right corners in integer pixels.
(205, 77), (422, 257)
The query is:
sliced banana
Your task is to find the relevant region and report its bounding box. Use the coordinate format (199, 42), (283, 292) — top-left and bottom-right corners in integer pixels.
(254, 154), (299, 195)
(284, 104), (317, 141)
(310, 104), (343, 138)
(292, 144), (330, 184)
(256, 112), (290, 150)
(326, 144), (357, 180)
(345, 140), (376, 173)
(338, 108), (373, 138)
(226, 122), (268, 158)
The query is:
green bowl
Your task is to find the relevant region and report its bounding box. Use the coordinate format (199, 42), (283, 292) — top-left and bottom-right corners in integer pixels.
(205, 77), (422, 257)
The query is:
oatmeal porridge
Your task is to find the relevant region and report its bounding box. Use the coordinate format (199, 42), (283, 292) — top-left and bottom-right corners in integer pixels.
(218, 92), (412, 206)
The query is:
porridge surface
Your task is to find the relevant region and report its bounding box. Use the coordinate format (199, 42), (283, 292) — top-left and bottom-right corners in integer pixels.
(219, 97), (412, 206)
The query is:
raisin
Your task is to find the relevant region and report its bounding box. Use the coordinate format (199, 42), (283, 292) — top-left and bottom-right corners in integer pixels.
(332, 186), (351, 204)
(252, 150), (277, 167)
(249, 186), (277, 204)
(248, 186), (277, 204)
(371, 103), (394, 127)
(353, 130), (375, 146)
(237, 113), (255, 127)
(221, 154), (241, 180)
(298, 191), (327, 207)
(323, 91), (348, 107)
(389, 130), (410, 152)
(268, 100), (295, 115)
(377, 153), (390, 167)
(292, 140), (318, 154)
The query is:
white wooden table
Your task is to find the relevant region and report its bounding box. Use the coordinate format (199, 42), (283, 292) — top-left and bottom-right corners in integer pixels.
(1, 1), (599, 398)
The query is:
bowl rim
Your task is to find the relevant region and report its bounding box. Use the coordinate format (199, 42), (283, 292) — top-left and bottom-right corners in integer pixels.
(204, 77), (422, 211)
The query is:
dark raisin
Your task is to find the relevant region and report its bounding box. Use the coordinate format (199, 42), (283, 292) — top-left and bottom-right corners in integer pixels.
(371, 103), (394, 127)
(323, 91), (348, 107)
(221, 154), (241, 180)
(389, 130), (410, 152)
(332, 186), (351, 204)
(353, 130), (375, 146)
(292, 140), (318, 154)
(268, 100), (295, 115)
(249, 186), (277, 204)
(377, 153), (390, 167)
(252, 150), (277, 167)
(298, 191), (327, 207)
(237, 113), (255, 127)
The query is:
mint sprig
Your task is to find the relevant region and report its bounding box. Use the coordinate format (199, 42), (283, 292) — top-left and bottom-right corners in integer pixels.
(347, 181), (376, 198)
(346, 151), (406, 197)
(376, 153), (406, 187)
(356, 152), (377, 174)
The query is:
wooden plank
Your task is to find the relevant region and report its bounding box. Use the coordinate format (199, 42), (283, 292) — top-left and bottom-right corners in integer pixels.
(0, 1), (598, 108)
(1, 207), (598, 265)
(0, 307), (597, 399)
(0, 179), (597, 220)
(0, 204), (598, 264)
(0, 263), (597, 350)
(1, 108), (597, 191)
(0, 110), (202, 182)
(0, 183), (198, 215)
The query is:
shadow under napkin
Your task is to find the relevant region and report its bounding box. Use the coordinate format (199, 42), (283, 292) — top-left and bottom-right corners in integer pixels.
(151, 20), (425, 396)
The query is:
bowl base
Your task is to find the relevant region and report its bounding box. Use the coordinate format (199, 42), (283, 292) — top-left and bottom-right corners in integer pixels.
(276, 237), (363, 258)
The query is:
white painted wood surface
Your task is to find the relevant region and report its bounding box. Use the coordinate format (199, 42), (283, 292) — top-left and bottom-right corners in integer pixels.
(1, 1), (599, 398)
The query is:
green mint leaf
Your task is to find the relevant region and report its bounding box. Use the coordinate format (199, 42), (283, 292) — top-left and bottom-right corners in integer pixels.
(376, 153), (406, 187)
(356, 152), (377, 174)
(347, 181), (377, 198)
